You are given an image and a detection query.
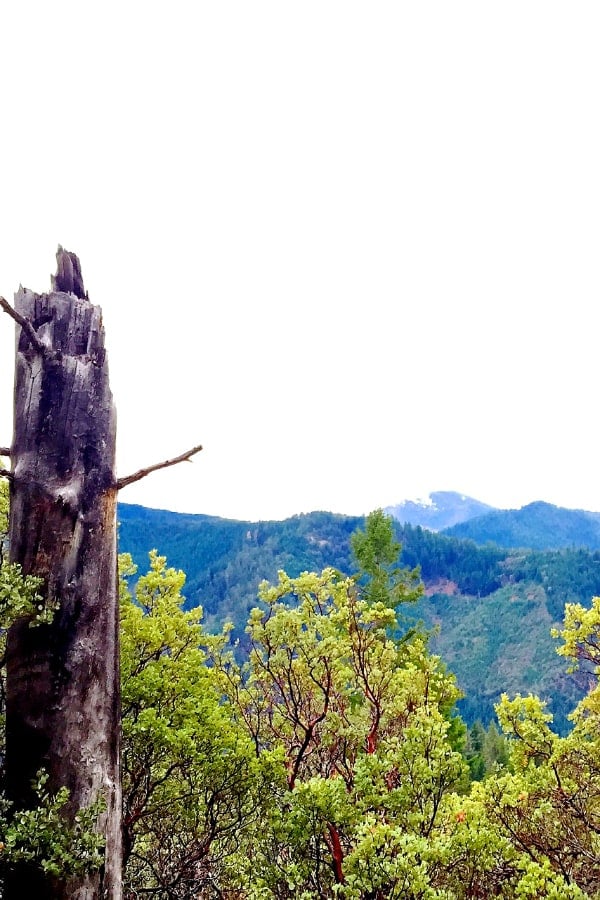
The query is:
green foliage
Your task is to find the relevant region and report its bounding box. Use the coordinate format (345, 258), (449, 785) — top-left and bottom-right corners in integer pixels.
(475, 691), (600, 895)
(9, 493), (600, 894)
(119, 502), (600, 730)
(450, 602), (600, 896)
(0, 479), (53, 654)
(119, 550), (274, 897)
(0, 562), (47, 632)
(351, 510), (423, 623)
(553, 593), (600, 671)
(119, 516), (600, 897)
(211, 517), (468, 897)
(0, 772), (104, 881)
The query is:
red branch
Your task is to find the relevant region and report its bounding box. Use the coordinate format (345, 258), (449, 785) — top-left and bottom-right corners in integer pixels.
(324, 823), (345, 884)
(366, 729), (378, 754)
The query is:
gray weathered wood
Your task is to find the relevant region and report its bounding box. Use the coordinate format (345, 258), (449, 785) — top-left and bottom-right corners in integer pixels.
(4, 253), (122, 898)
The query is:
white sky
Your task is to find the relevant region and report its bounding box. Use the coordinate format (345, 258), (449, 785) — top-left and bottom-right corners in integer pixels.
(1, 2), (599, 521)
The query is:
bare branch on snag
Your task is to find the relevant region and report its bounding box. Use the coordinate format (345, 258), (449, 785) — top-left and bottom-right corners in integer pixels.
(0, 296), (51, 359)
(116, 444), (203, 490)
(0, 448), (10, 457)
(0, 467), (13, 481)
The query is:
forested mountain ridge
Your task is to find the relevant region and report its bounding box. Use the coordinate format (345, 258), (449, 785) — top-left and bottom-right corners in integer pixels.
(117, 502), (600, 732)
(386, 491), (600, 550)
(443, 499), (600, 549)
(117, 504), (364, 629)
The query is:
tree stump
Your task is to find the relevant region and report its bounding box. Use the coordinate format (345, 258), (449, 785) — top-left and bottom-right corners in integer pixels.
(4, 250), (122, 898)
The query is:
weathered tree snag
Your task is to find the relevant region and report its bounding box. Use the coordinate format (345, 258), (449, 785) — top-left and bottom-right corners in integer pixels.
(4, 251), (122, 898)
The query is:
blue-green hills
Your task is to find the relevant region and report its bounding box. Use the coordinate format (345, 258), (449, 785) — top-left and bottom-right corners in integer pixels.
(444, 499), (600, 550)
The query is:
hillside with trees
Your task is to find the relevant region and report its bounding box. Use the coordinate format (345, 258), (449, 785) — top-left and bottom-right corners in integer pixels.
(118, 502), (600, 732)
(6, 496), (600, 896)
(444, 500), (600, 550)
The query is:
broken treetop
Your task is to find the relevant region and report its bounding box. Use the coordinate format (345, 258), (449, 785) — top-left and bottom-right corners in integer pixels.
(51, 245), (88, 300)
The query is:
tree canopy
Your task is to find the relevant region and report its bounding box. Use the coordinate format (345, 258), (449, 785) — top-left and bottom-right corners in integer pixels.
(3, 506), (600, 896)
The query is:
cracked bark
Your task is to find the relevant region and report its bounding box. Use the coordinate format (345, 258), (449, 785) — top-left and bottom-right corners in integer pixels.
(4, 259), (122, 898)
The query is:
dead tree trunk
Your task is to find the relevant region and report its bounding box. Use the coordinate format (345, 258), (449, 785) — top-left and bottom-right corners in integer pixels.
(4, 253), (121, 898)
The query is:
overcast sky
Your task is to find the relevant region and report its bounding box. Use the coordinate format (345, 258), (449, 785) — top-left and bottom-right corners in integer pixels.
(1, 2), (599, 521)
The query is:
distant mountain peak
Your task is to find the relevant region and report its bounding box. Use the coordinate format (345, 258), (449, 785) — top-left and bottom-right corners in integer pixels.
(385, 491), (496, 532)
(401, 494), (436, 509)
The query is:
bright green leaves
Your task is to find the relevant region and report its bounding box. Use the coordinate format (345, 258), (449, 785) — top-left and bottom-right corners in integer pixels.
(10, 502), (600, 895)
(476, 680), (600, 896)
(222, 565), (462, 789)
(0, 772), (104, 880)
(0, 478), (46, 634)
(553, 594), (600, 671)
(220, 568), (367, 784)
(0, 482), (54, 704)
(0, 563), (46, 633)
(496, 694), (557, 770)
(214, 516), (600, 896)
(119, 550), (270, 896)
(212, 515), (467, 897)
(343, 826), (439, 900)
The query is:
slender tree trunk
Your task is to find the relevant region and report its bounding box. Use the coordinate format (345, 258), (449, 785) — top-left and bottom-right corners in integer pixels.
(4, 267), (122, 897)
